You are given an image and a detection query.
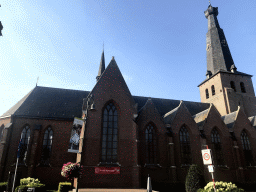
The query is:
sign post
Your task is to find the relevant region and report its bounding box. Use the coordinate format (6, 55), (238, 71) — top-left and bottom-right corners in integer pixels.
(201, 146), (216, 192)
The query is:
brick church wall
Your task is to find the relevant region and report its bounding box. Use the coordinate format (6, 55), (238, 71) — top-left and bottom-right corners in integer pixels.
(1, 116), (77, 187)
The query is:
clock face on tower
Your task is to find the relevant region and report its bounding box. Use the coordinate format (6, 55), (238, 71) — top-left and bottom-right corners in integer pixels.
(206, 44), (211, 51)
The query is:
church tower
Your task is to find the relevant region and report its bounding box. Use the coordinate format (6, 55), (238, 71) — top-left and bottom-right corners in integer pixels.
(198, 4), (256, 117)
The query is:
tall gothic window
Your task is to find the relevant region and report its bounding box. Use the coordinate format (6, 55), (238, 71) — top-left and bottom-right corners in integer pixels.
(211, 85), (215, 96)
(101, 102), (118, 164)
(40, 127), (53, 166)
(240, 82), (246, 93)
(230, 81), (236, 92)
(211, 128), (225, 166)
(179, 125), (192, 165)
(0, 124), (4, 141)
(145, 123), (157, 164)
(241, 130), (254, 166)
(19, 125), (30, 164)
(206, 89), (209, 99)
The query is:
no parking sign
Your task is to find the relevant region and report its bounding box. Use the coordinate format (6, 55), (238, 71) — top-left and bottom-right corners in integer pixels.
(201, 149), (212, 165)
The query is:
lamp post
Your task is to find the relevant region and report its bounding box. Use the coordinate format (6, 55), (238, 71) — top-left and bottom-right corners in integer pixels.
(12, 138), (23, 192)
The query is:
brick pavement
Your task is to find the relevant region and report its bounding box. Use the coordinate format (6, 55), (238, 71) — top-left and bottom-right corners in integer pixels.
(69, 189), (159, 192)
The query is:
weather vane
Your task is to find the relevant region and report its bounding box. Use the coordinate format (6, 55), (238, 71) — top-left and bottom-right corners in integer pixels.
(209, 0), (211, 6)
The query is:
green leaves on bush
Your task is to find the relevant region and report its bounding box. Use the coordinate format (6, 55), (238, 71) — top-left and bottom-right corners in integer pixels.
(197, 181), (244, 192)
(0, 182), (7, 192)
(58, 182), (72, 192)
(15, 177), (45, 192)
(185, 164), (205, 192)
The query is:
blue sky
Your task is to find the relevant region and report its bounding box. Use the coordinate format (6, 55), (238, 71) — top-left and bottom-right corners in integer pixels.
(0, 0), (256, 116)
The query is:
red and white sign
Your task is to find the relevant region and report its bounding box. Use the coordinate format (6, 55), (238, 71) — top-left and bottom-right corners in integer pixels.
(201, 149), (212, 165)
(95, 167), (120, 174)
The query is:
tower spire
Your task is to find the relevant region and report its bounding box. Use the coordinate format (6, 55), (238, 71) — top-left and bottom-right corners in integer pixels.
(96, 45), (105, 82)
(204, 4), (235, 77)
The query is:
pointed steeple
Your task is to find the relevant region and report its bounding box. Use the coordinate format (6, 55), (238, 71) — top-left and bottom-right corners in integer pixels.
(96, 49), (105, 82)
(204, 4), (235, 76)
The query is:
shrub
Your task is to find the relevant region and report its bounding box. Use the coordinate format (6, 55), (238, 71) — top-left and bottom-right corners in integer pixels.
(0, 182), (7, 192)
(203, 181), (244, 192)
(15, 185), (28, 192)
(15, 177), (45, 192)
(185, 164), (205, 192)
(58, 182), (72, 192)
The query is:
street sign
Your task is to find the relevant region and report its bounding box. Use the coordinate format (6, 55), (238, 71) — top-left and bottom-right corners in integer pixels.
(208, 165), (214, 172)
(201, 149), (212, 165)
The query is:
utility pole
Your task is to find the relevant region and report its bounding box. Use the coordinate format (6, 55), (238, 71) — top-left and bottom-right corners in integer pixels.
(74, 94), (94, 192)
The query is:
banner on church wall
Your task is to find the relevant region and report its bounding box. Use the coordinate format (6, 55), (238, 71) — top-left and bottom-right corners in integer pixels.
(95, 167), (120, 174)
(68, 117), (83, 153)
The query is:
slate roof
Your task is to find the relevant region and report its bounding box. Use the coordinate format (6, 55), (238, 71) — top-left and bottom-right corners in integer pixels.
(163, 101), (181, 124)
(248, 116), (256, 128)
(0, 86), (90, 120)
(193, 107), (210, 129)
(221, 111), (237, 129)
(1, 86), (211, 120)
(97, 50), (105, 77)
(133, 96), (210, 117)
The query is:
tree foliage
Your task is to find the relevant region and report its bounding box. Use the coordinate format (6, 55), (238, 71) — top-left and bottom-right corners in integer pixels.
(185, 164), (205, 192)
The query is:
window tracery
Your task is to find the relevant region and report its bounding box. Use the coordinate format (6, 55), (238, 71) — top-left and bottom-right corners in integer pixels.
(241, 130), (254, 166)
(179, 125), (192, 165)
(40, 127), (53, 166)
(145, 123), (157, 164)
(19, 125), (30, 164)
(101, 102), (118, 164)
(211, 128), (225, 166)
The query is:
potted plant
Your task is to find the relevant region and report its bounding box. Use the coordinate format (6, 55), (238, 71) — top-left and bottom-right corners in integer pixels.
(61, 162), (83, 180)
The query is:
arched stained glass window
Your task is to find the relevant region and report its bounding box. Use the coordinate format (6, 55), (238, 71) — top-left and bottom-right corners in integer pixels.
(145, 123), (157, 164)
(19, 125), (30, 164)
(206, 89), (209, 99)
(241, 130), (254, 166)
(101, 102), (118, 164)
(240, 82), (246, 93)
(230, 81), (236, 92)
(40, 127), (53, 165)
(179, 126), (192, 165)
(211, 85), (215, 96)
(211, 128), (225, 166)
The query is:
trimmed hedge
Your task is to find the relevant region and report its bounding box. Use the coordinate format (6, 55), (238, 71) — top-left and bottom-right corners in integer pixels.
(58, 182), (73, 192)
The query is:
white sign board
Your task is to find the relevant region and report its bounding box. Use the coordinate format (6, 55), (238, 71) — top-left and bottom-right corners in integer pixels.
(208, 165), (214, 172)
(201, 149), (212, 165)
(68, 117), (84, 153)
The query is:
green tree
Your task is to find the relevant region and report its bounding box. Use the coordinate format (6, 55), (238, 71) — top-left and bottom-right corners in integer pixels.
(185, 164), (205, 192)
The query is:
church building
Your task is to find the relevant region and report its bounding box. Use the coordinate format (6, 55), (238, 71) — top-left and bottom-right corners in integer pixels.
(1, 3), (256, 191)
